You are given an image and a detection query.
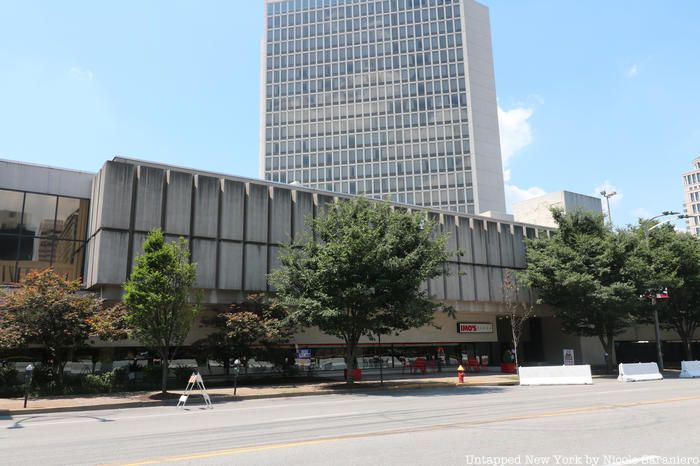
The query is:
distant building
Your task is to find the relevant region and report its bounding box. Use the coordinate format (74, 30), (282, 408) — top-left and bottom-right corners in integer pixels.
(260, 0), (506, 215)
(681, 156), (700, 236)
(512, 191), (603, 228)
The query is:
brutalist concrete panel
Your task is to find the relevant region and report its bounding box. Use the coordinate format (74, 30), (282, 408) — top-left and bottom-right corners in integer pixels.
(220, 179), (245, 241)
(268, 245), (282, 291)
(455, 218), (474, 263)
(131, 232), (147, 263)
(499, 224), (515, 268)
(133, 166), (164, 232)
(193, 175), (220, 238)
(85, 230), (100, 288)
(96, 230), (129, 285)
(471, 219), (487, 264)
(99, 161), (134, 230)
(488, 268), (504, 302)
(316, 194), (335, 218)
(443, 215), (459, 261)
(486, 222), (501, 265)
(429, 274), (445, 300)
(474, 265), (490, 302)
(293, 191), (314, 242)
(246, 184), (269, 243)
(459, 264), (476, 301)
(270, 188), (292, 244)
(88, 168), (102, 236)
(244, 244), (268, 291)
(165, 171), (193, 236)
(513, 226), (527, 268)
(219, 242), (243, 290)
(192, 239), (217, 289)
(445, 262), (460, 300)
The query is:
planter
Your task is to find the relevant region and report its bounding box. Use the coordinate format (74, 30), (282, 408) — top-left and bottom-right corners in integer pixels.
(343, 368), (362, 381)
(501, 362), (518, 374)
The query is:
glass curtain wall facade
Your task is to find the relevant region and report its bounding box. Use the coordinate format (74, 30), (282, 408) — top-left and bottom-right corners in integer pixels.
(0, 189), (89, 283)
(262, 0), (478, 213)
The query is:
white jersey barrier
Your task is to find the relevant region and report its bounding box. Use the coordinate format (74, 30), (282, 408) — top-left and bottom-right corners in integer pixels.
(519, 365), (593, 385)
(617, 362), (663, 382)
(680, 360), (700, 378)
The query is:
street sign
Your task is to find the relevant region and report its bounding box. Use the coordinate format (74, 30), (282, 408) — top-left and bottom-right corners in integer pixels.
(457, 322), (493, 333)
(177, 371), (213, 409)
(563, 349), (575, 366)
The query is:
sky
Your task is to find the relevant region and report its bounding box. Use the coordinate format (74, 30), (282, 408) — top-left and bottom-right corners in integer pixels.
(1, 1), (698, 228)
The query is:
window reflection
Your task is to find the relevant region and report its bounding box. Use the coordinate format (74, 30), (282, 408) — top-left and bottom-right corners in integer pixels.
(0, 189), (89, 283)
(22, 193), (58, 238)
(0, 189), (24, 235)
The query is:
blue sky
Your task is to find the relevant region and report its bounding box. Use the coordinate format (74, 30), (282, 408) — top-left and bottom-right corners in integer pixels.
(1, 1), (698, 228)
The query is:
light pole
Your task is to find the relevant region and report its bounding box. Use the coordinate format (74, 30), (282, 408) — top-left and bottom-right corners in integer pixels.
(600, 190), (617, 224)
(233, 359), (241, 396)
(23, 364), (34, 408)
(641, 212), (686, 372)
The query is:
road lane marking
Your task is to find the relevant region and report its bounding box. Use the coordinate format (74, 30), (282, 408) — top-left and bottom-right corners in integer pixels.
(115, 394), (700, 466)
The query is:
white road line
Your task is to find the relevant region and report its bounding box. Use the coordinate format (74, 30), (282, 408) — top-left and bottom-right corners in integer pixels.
(603, 456), (661, 465)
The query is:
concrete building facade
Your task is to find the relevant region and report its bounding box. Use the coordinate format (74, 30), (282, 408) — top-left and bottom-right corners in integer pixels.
(2, 157), (569, 368)
(682, 156), (700, 236)
(260, 0), (506, 215)
(512, 191), (604, 229)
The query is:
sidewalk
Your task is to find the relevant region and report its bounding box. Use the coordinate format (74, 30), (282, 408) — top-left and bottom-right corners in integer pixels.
(0, 372), (518, 416)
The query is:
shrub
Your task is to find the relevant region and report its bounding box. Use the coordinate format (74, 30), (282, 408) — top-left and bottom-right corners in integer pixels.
(84, 372), (116, 394)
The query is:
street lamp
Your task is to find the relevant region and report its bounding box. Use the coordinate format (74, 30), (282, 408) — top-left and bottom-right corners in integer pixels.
(600, 190), (617, 224)
(641, 211), (686, 372)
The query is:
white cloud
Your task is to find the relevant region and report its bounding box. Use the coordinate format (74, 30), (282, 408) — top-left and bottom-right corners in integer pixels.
(498, 105), (534, 167)
(626, 64), (639, 78)
(498, 104), (544, 210)
(68, 66), (94, 81)
(505, 184), (547, 207)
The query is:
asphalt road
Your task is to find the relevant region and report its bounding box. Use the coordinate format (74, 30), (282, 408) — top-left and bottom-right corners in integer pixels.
(2, 378), (700, 466)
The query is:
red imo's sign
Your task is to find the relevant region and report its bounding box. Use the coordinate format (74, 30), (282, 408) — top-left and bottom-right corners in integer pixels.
(457, 322), (493, 333)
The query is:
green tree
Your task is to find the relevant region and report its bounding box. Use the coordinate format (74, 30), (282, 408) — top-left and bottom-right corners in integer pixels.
(198, 294), (292, 375)
(519, 209), (640, 372)
(503, 270), (534, 368)
(123, 229), (198, 394)
(269, 197), (452, 384)
(635, 223), (700, 360)
(0, 269), (102, 384)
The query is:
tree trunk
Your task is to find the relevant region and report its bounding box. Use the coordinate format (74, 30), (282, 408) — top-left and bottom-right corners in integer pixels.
(511, 326), (520, 368)
(598, 334), (615, 374)
(160, 353), (169, 394)
(682, 336), (693, 361)
(344, 341), (357, 386)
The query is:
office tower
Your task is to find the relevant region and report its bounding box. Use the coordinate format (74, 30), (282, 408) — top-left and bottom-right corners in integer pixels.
(682, 156), (700, 236)
(260, 0), (506, 214)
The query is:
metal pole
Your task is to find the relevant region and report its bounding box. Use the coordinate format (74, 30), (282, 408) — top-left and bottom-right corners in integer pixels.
(652, 297), (664, 371)
(605, 196), (612, 224)
(379, 334), (383, 386)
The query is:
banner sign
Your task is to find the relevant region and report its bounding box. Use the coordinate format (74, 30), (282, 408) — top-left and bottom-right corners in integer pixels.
(457, 322), (493, 333)
(297, 348), (312, 359)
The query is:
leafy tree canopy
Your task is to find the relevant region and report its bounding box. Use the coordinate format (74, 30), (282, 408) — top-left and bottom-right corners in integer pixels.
(269, 197), (452, 382)
(122, 229), (198, 393)
(519, 209), (642, 370)
(0, 269), (102, 381)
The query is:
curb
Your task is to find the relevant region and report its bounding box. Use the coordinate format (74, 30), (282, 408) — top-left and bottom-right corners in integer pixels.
(0, 379), (517, 416)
